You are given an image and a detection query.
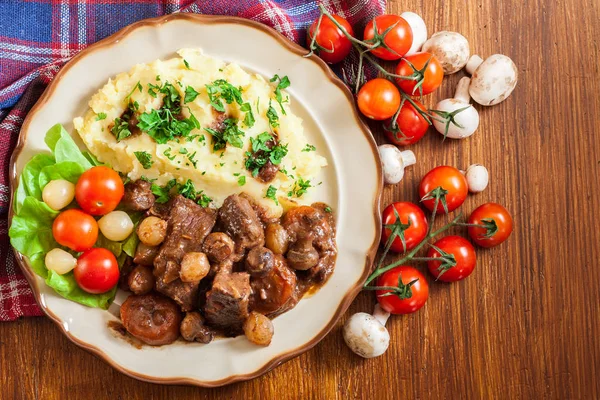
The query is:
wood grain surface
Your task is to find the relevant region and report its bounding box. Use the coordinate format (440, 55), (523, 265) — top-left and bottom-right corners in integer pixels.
(2, 0), (599, 398)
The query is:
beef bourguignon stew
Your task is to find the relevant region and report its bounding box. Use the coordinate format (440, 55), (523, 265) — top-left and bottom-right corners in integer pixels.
(118, 181), (337, 346)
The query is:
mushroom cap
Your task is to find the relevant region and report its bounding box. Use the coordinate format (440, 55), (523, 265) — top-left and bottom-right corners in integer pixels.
(343, 312), (390, 358)
(422, 31), (470, 75)
(432, 99), (479, 139)
(401, 12), (428, 56)
(378, 144), (404, 184)
(469, 54), (518, 106)
(465, 164), (489, 193)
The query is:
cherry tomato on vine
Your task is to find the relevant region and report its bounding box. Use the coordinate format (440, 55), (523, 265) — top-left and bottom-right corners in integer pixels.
(307, 15), (354, 64)
(357, 78), (401, 120)
(427, 235), (476, 282)
(364, 15), (413, 60)
(381, 202), (428, 253)
(376, 266), (428, 314)
(75, 166), (124, 216)
(418, 166), (468, 213)
(395, 52), (444, 96)
(74, 248), (119, 294)
(52, 209), (98, 252)
(467, 203), (513, 248)
(384, 99), (429, 145)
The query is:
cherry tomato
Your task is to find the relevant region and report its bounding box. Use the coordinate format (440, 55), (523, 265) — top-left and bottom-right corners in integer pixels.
(427, 236), (476, 282)
(468, 203), (513, 248)
(74, 248), (119, 294)
(357, 78), (401, 120)
(307, 15), (354, 64)
(75, 166), (124, 216)
(376, 266), (428, 314)
(364, 15), (413, 60)
(395, 52), (444, 96)
(381, 202), (427, 253)
(52, 209), (99, 252)
(419, 166), (468, 213)
(384, 99), (429, 145)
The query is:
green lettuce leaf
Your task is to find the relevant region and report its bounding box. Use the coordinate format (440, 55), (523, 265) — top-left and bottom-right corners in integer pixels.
(45, 123), (92, 169)
(21, 153), (55, 201)
(45, 270), (117, 309)
(9, 197), (59, 257)
(38, 161), (85, 189)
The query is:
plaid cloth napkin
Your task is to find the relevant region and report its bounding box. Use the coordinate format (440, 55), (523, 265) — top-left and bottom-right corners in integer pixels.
(0, 0), (385, 321)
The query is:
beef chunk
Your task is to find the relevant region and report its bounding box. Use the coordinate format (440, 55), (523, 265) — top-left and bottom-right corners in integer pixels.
(154, 195), (217, 311)
(256, 161), (279, 183)
(218, 194), (265, 254)
(204, 272), (251, 334)
(122, 180), (155, 211)
(133, 243), (160, 266)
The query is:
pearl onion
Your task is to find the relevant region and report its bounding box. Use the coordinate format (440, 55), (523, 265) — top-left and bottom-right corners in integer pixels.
(42, 179), (75, 211)
(465, 164), (489, 193)
(98, 211), (134, 241)
(45, 248), (77, 275)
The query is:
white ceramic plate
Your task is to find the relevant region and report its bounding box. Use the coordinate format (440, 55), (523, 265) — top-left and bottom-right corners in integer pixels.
(9, 14), (382, 386)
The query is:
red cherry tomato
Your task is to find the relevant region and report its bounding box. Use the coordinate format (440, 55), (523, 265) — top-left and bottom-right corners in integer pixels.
(384, 99), (429, 145)
(381, 202), (428, 253)
(395, 52), (444, 96)
(364, 15), (413, 60)
(74, 248), (119, 294)
(418, 166), (468, 213)
(468, 203), (513, 248)
(75, 166), (124, 216)
(357, 78), (401, 120)
(307, 15), (354, 64)
(376, 266), (428, 314)
(427, 236), (476, 282)
(52, 209), (98, 252)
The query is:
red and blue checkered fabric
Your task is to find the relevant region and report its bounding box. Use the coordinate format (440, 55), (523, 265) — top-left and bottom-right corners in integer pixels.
(0, 0), (385, 320)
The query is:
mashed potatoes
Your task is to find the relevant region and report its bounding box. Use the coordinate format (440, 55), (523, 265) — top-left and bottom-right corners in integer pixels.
(73, 49), (327, 217)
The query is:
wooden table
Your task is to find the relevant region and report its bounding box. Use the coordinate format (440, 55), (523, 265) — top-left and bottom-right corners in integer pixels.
(2, 0), (599, 398)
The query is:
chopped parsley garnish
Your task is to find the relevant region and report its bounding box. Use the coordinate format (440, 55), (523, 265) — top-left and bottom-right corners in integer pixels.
(270, 74), (290, 115)
(126, 81), (143, 100)
(183, 59), (190, 69)
(184, 86), (199, 103)
(179, 148), (188, 154)
(205, 79), (243, 112)
(288, 177), (312, 198)
(219, 162), (225, 167)
(155, 75), (161, 81)
(96, 112), (107, 121)
(187, 151), (198, 168)
(324, 206), (332, 213)
(151, 179), (177, 203)
(137, 82), (200, 144)
(265, 185), (279, 205)
(244, 132), (288, 177)
(237, 175), (246, 186)
(266, 101), (279, 128)
(302, 144), (316, 152)
(163, 148), (176, 161)
(178, 179), (212, 207)
(240, 102), (255, 128)
(204, 118), (245, 151)
(111, 116), (132, 142)
(134, 151), (154, 169)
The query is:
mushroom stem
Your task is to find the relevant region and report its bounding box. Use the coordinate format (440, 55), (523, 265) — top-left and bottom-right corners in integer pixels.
(465, 55), (484, 75)
(400, 150), (416, 168)
(454, 77), (472, 103)
(372, 304), (390, 325)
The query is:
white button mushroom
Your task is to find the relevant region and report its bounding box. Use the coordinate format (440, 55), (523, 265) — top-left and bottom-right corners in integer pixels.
(343, 304), (390, 358)
(465, 54), (518, 106)
(421, 31), (470, 75)
(464, 164), (489, 193)
(431, 77), (480, 139)
(378, 144), (416, 185)
(400, 12), (427, 56)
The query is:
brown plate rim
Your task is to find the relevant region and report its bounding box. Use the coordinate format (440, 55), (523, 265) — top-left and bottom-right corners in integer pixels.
(7, 13), (383, 388)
